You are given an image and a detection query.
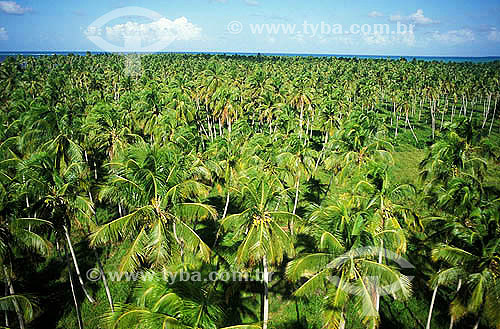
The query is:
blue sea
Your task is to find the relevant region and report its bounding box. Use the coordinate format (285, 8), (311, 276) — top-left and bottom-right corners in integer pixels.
(1, 51), (499, 63)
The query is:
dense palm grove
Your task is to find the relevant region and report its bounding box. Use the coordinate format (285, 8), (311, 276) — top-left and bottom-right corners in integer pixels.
(0, 53), (500, 329)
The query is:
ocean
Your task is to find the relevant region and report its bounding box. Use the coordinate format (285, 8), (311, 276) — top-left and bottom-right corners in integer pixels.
(1, 51), (499, 63)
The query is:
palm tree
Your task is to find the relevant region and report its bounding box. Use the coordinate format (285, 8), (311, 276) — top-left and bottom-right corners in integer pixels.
(91, 142), (216, 272)
(0, 215), (50, 329)
(287, 195), (412, 329)
(103, 271), (261, 329)
(220, 170), (299, 329)
(0, 154), (50, 329)
(431, 207), (500, 329)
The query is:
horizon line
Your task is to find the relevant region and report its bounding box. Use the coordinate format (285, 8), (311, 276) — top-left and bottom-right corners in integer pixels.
(1, 50), (500, 59)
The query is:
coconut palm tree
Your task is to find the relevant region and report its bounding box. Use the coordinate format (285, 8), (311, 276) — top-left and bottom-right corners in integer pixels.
(103, 271), (261, 329)
(220, 170), (299, 329)
(287, 195), (412, 329)
(430, 204), (500, 329)
(91, 142), (216, 272)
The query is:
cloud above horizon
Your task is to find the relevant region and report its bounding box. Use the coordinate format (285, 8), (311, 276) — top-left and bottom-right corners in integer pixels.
(85, 17), (202, 48)
(368, 11), (384, 18)
(430, 29), (474, 44)
(0, 1), (31, 15)
(488, 28), (500, 41)
(390, 9), (438, 25)
(0, 27), (7, 40)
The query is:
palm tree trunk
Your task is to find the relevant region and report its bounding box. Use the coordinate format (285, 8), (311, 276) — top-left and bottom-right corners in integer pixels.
(65, 246), (84, 329)
(4, 282), (9, 328)
(489, 96), (497, 136)
(262, 255), (269, 329)
(292, 178), (299, 215)
(426, 286), (438, 329)
(431, 99), (436, 140)
(93, 249), (114, 312)
(63, 225), (95, 304)
(448, 279), (461, 329)
(222, 192), (230, 219)
(295, 296), (300, 324)
(395, 110), (399, 137)
(406, 114), (418, 144)
(339, 317), (345, 329)
(3, 265), (24, 329)
(375, 244), (383, 312)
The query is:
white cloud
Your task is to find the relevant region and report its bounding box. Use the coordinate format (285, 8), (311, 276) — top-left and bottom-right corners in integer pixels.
(0, 27), (7, 40)
(390, 9), (438, 25)
(430, 29), (474, 44)
(290, 33), (305, 43)
(86, 17), (202, 46)
(389, 14), (404, 21)
(318, 35), (328, 44)
(487, 28), (500, 41)
(363, 32), (416, 47)
(368, 11), (384, 18)
(409, 9), (436, 25)
(0, 1), (31, 15)
(245, 0), (259, 6)
(363, 33), (388, 45)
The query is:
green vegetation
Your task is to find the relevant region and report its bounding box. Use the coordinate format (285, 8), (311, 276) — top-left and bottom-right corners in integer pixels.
(0, 53), (499, 329)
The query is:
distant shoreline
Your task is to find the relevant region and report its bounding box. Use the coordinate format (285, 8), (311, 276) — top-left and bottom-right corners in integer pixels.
(1, 51), (500, 63)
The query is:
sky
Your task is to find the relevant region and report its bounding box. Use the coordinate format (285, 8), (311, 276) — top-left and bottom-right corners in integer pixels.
(0, 0), (500, 56)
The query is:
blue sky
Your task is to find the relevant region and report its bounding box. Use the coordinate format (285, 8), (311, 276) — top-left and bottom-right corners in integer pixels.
(0, 0), (499, 56)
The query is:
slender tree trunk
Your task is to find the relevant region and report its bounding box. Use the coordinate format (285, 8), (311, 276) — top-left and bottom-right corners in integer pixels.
(448, 279), (462, 329)
(4, 282), (9, 328)
(93, 249), (114, 312)
(292, 178), (299, 215)
(395, 109), (399, 137)
(295, 296), (300, 324)
(63, 225), (95, 304)
(222, 192), (230, 219)
(406, 113), (418, 143)
(207, 117), (213, 141)
(482, 94), (492, 128)
(440, 104), (446, 130)
(489, 96), (498, 136)
(65, 246), (84, 329)
(426, 286), (438, 329)
(375, 243), (383, 312)
(339, 317), (345, 329)
(472, 319), (480, 329)
(3, 265), (24, 329)
(431, 99), (436, 140)
(299, 104), (304, 134)
(419, 99), (423, 121)
(262, 256), (269, 329)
